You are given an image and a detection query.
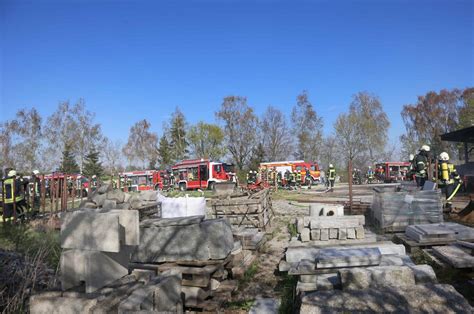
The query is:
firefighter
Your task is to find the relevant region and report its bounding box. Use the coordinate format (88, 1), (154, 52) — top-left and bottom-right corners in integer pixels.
(1, 170), (26, 222)
(30, 170), (41, 211)
(366, 166), (374, 184)
(290, 170), (296, 187)
(407, 154), (416, 181)
(327, 164), (336, 191)
(296, 170), (302, 186)
(438, 152), (462, 208)
(277, 171), (282, 187)
(247, 170), (256, 185)
(414, 145), (430, 187)
(305, 168), (312, 189)
(284, 169), (291, 187)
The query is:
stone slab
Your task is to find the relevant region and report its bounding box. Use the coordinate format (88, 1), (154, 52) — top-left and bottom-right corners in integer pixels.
(432, 245), (474, 268)
(310, 229), (320, 241)
(320, 229), (329, 241)
(30, 295), (98, 314)
(296, 218), (304, 233)
(346, 228), (356, 239)
(201, 218), (234, 259)
(309, 204), (344, 217)
(316, 248), (381, 269)
(102, 199), (117, 210)
(299, 274), (318, 283)
(309, 215), (365, 229)
(181, 286), (209, 307)
(316, 273), (340, 291)
(249, 298), (280, 314)
(61, 211), (120, 252)
(296, 281), (318, 293)
(409, 264), (437, 284)
(300, 284), (472, 314)
(329, 228), (338, 239)
(108, 209), (140, 246)
(106, 189), (126, 203)
(355, 226), (365, 239)
(300, 228), (310, 242)
(140, 215), (204, 227)
(338, 228), (347, 240)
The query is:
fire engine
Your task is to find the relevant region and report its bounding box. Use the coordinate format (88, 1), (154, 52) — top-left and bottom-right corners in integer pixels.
(375, 162), (411, 183)
(119, 170), (166, 192)
(172, 159), (235, 191)
(259, 160), (321, 184)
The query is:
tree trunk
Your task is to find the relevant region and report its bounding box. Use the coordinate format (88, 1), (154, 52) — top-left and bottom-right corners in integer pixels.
(348, 158), (353, 215)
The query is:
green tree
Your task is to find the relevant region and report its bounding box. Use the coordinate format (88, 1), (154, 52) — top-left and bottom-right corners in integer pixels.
(83, 147), (104, 178)
(60, 143), (80, 173)
(169, 107), (188, 162)
(188, 122), (225, 160)
(158, 135), (173, 168)
(216, 96), (259, 170)
(291, 91), (323, 161)
(459, 88), (474, 128)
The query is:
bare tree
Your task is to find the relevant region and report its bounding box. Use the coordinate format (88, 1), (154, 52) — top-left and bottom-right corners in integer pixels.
(291, 91), (323, 161)
(0, 122), (14, 172)
(319, 135), (339, 170)
(122, 119), (159, 169)
(261, 106), (293, 161)
(216, 96), (258, 170)
(334, 109), (366, 164)
(102, 138), (124, 175)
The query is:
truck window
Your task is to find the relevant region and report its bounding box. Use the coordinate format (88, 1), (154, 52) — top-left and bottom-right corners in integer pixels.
(214, 165), (222, 173)
(200, 165), (208, 180)
(310, 165), (316, 171)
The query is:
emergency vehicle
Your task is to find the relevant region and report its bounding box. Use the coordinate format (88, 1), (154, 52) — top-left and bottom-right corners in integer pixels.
(375, 162), (411, 183)
(119, 170), (165, 192)
(172, 159), (235, 191)
(259, 160), (321, 185)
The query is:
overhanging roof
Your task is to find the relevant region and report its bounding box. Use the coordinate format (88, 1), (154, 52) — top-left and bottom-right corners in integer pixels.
(441, 126), (474, 143)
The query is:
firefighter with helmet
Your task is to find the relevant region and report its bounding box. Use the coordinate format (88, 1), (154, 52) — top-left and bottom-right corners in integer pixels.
(247, 170), (256, 185)
(407, 154), (416, 181)
(366, 166), (374, 184)
(414, 145), (430, 187)
(438, 152), (462, 208)
(327, 164), (336, 191)
(296, 170), (302, 186)
(1, 169), (25, 222)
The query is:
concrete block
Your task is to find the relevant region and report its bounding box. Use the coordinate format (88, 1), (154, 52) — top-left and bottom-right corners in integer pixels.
(409, 264), (437, 284)
(310, 229), (320, 241)
(339, 266), (416, 290)
(108, 210), (140, 246)
(140, 215), (204, 227)
(309, 215), (365, 229)
(310, 204), (344, 217)
(296, 281), (317, 293)
(320, 229), (329, 241)
(300, 228), (310, 242)
(346, 228), (356, 239)
(432, 245), (474, 268)
(118, 286), (155, 312)
(296, 218), (305, 233)
(201, 218), (234, 259)
(355, 226), (365, 239)
(338, 228), (347, 240)
(102, 199), (117, 210)
(30, 295), (98, 314)
(299, 274), (318, 283)
(303, 216), (311, 227)
(329, 228), (338, 239)
(153, 271), (183, 312)
(317, 248), (381, 269)
(61, 211), (120, 252)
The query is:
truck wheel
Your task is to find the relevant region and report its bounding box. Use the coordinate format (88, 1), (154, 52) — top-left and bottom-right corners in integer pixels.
(208, 182), (216, 191)
(179, 183), (186, 191)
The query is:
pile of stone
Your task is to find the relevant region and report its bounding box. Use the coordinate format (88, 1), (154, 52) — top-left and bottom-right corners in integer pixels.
(80, 185), (160, 219)
(405, 222), (474, 243)
(371, 186), (443, 232)
(210, 188), (273, 230)
(129, 215), (248, 311)
(294, 204), (371, 244)
(232, 226), (267, 251)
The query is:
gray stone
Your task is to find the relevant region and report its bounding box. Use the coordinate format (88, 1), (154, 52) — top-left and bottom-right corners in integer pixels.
(102, 199), (117, 210)
(303, 216), (311, 227)
(355, 226), (365, 239)
(432, 245), (474, 268)
(107, 189), (126, 203)
(297, 260), (316, 273)
(329, 228), (338, 239)
(309, 204), (344, 217)
(443, 222), (474, 241)
(61, 211), (120, 252)
(249, 298), (280, 314)
(310, 229), (320, 241)
(296, 218), (305, 233)
(30, 295), (98, 314)
(97, 184), (112, 194)
(181, 286), (209, 307)
(139, 190), (158, 202)
(131, 269), (156, 284)
(92, 193), (107, 207)
(301, 228), (310, 242)
(118, 286), (155, 312)
(299, 274), (318, 283)
(296, 281), (318, 293)
(309, 215), (365, 229)
(279, 260), (291, 272)
(317, 248), (381, 269)
(153, 271), (183, 312)
(346, 228), (356, 239)
(116, 202), (131, 210)
(320, 229), (329, 241)
(410, 264), (437, 284)
(406, 224), (456, 243)
(140, 215), (204, 227)
(300, 284), (473, 314)
(339, 266), (417, 290)
(316, 273), (340, 291)
(201, 218), (234, 259)
(338, 228), (347, 240)
(123, 192), (132, 203)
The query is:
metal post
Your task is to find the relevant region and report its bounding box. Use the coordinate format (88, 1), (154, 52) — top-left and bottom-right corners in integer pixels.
(55, 174), (60, 213)
(41, 175), (46, 214)
(72, 175), (76, 209)
(348, 159), (353, 215)
(50, 175), (54, 214)
(62, 175), (68, 211)
(1, 179), (5, 223)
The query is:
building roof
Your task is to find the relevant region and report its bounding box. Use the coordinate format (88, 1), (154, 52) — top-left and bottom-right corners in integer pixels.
(441, 126), (474, 143)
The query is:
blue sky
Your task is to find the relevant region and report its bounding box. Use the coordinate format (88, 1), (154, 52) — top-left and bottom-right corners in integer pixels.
(1, 0), (473, 146)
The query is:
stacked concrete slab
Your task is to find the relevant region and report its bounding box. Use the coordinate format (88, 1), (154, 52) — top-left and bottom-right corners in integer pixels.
(371, 186), (443, 232)
(130, 216), (242, 311)
(432, 244), (474, 268)
(60, 209), (140, 293)
(295, 205), (368, 244)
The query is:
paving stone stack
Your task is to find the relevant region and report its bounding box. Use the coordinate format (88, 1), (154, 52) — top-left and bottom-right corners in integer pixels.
(371, 186), (443, 232)
(59, 209), (140, 293)
(80, 185), (160, 219)
(294, 204), (370, 244)
(210, 188), (273, 230)
(30, 270), (184, 314)
(431, 242), (474, 268)
(405, 222), (474, 243)
(129, 215), (243, 311)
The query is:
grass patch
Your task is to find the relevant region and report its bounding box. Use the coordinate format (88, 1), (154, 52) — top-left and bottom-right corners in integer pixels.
(275, 272), (298, 314)
(287, 223), (298, 238)
(239, 262), (259, 287)
(224, 299), (255, 311)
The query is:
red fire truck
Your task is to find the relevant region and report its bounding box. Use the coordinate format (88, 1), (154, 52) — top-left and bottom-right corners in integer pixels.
(375, 162), (411, 183)
(259, 160), (321, 185)
(119, 170), (166, 192)
(172, 159), (235, 191)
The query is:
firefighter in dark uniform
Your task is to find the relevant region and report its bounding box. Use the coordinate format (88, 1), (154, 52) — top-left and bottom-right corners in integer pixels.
(2, 170), (25, 222)
(284, 170), (291, 188)
(438, 152), (462, 208)
(414, 145), (430, 187)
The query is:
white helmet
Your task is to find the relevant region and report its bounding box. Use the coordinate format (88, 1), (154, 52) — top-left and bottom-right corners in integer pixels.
(33, 170), (40, 175)
(368, 166), (372, 169)
(329, 164), (334, 168)
(439, 152), (449, 161)
(8, 170), (17, 177)
(409, 154), (414, 161)
(420, 145), (430, 152)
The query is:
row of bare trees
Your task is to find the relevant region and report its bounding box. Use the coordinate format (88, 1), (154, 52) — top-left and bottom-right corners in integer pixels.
(1, 88), (472, 177)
